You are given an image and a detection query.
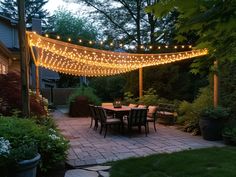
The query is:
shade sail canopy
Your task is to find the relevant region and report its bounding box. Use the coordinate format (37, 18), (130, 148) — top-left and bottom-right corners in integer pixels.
(27, 32), (208, 77)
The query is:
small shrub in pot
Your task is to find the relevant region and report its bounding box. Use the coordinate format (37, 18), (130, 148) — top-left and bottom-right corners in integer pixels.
(199, 106), (230, 141)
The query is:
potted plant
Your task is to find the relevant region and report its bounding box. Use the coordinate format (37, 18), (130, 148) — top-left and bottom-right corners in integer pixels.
(0, 117), (41, 177)
(68, 86), (101, 117)
(222, 120), (236, 145)
(199, 106), (229, 141)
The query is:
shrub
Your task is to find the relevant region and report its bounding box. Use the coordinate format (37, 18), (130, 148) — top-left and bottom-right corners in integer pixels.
(223, 119), (236, 136)
(123, 91), (137, 105)
(68, 85), (101, 105)
(0, 72), (48, 117)
(138, 88), (170, 106)
(177, 86), (213, 135)
(0, 116), (69, 174)
(200, 106), (230, 120)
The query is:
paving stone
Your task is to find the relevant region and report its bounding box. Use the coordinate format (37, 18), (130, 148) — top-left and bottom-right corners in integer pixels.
(65, 169), (98, 177)
(84, 165), (111, 171)
(54, 110), (224, 167)
(98, 171), (110, 177)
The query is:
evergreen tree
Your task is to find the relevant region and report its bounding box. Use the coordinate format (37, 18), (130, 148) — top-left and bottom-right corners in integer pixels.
(0, 0), (50, 28)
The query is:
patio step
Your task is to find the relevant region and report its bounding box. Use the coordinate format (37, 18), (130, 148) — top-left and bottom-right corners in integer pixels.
(65, 165), (111, 177)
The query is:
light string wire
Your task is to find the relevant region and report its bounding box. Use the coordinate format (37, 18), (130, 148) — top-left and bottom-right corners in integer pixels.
(27, 31), (208, 77)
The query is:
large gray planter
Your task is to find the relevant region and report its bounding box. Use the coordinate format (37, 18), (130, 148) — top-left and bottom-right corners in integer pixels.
(199, 118), (224, 141)
(15, 153), (41, 177)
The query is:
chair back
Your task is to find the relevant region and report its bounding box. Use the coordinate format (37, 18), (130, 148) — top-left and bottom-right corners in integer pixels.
(98, 107), (108, 124)
(94, 106), (102, 122)
(89, 104), (96, 118)
(128, 108), (148, 127)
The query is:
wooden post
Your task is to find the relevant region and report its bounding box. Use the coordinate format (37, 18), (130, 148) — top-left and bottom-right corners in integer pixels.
(18, 0), (30, 117)
(213, 60), (219, 108)
(35, 65), (40, 97)
(139, 67), (143, 97)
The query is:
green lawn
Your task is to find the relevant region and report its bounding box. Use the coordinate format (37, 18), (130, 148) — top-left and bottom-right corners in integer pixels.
(110, 147), (236, 177)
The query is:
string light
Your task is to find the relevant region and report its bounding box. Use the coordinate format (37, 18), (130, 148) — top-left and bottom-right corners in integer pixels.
(27, 32), (208, 77)
(89, 41), (93, 44)
(45, 34), (49, 37)
(78, 39), (82, 43)
(56, 35), (60, 39)
(68, 38), (71, 42)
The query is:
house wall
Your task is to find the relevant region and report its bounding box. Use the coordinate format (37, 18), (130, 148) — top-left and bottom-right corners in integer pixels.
(0, 22), (18, 49)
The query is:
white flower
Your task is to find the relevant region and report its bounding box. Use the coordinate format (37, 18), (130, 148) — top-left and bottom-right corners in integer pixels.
(0, 137), (11, 157)
(49, 134), (60, 141)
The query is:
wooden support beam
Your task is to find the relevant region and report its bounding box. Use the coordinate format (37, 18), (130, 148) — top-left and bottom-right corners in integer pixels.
(213, 60), (219, 108)
(18, 0), (30, 117)
(139, 67), (143, 97)
(35, 65), (40, 97)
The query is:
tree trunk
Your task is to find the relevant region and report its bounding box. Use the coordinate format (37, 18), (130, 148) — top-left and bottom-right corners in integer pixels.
(18, 0), (30, 117)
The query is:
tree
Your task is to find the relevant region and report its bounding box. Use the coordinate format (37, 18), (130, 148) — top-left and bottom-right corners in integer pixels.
(147, 0), (236, 111)
(0, 0), (49, 28)
(47, 9), (98, 87)
(68, 0), (179, 47)
(48, 9), (98, 42)
(147, 0), (236, 70)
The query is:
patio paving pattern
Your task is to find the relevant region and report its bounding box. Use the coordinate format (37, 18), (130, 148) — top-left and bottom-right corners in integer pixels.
(54, 110), (224, 167)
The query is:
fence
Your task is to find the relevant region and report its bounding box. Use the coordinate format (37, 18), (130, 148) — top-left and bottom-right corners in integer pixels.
(41, 88), (76, 105)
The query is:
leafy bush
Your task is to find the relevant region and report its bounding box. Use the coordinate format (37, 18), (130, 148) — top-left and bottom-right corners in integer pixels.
(0, 72), (48, 117)
(68, 86), (101, 105)
(30, 115), (57, 129)
(0, 116), (69, 174)
(123, 91), (137, 105)
(223, 120), (236, 137)
(200, 106), (230, 120)
(138, 88), (170, 106)
(177, 86), (213, 135)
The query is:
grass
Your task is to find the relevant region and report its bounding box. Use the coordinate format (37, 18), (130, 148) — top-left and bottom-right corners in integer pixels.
(110, 147), (236, 177)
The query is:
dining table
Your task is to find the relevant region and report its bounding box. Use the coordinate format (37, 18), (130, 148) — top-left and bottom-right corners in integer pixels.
(102, 105), (131, 120)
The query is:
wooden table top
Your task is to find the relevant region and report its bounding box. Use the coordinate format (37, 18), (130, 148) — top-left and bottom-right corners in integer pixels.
(102, 105), (131, 112)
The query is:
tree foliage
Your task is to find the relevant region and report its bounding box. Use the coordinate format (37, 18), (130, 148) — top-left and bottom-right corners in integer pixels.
(147, 0), (236, 71)
(68, 0), (179, 46)
(47, 9), (98, 87)
(47, 8), (98, 42)
(0, 0), (50, 28)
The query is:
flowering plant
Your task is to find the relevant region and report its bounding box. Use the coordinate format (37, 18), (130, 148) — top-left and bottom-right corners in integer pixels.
(0, 137), (11, 157)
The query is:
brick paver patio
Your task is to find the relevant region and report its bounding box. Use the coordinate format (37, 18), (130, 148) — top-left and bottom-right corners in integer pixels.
(54, 110), (224, 167)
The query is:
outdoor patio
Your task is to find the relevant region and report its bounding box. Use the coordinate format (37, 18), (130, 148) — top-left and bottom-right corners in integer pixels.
(54, 109), (224, 167)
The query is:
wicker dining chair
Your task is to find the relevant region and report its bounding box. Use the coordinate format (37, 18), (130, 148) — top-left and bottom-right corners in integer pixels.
(124, 108), (148, 136)
(98, 107), (121, 138)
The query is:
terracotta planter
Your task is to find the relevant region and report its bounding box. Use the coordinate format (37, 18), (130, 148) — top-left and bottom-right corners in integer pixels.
(69, 96), (90, 117)
(15, 153), (41, 177)
(199, 118), (224, 141)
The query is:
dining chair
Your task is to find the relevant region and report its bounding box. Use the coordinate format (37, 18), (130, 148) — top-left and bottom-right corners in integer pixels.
(146, 106), (158, 132)
(89, 105), (99, 130)
(98, 107), (121, 138)
(124, 108), (148, 136)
